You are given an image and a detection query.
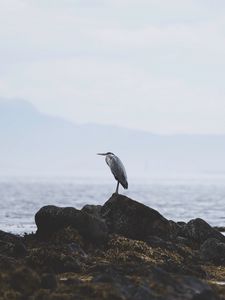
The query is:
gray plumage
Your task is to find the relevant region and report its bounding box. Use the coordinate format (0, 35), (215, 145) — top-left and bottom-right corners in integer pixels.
(97, 152), (128, 193)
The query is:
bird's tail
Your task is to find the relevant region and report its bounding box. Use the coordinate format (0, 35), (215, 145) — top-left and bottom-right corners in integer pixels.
(121, 180), (128, 189)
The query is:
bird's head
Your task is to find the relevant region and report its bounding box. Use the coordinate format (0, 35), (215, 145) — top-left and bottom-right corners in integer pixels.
(97, 152), (114, 156)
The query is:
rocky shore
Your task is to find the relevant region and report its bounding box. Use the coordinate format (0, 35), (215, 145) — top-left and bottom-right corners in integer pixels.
(1, 193), (225, 299)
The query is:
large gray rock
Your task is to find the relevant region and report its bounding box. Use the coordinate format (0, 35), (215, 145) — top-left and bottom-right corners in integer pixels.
(100, 194), (171, 241)
(35, 205), (108, 242)
(200, 238), (225, 264)
(90, 264), (218, 300)
(183, 218), (225, 244)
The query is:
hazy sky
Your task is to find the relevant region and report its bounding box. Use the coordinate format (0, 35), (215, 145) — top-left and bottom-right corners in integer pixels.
(1, 0), (225, 134)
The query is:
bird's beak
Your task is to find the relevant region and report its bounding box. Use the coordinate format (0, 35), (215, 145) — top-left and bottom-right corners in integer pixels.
(97, 153), (106, 156)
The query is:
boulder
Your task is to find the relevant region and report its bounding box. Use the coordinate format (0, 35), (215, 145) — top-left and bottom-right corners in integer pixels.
(101, 194), (171, 241)
(81, 204), (102, 219)
(183, 218), (225, 244)
(0, 230), (27, 258)
(146, 267), (217, 300)
(89, 263), (217, 300)
(200, 238), (225, 263)
(35, 205), (108, 242)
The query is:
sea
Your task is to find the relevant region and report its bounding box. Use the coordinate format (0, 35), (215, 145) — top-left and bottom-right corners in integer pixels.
(0, 175), (225, 235)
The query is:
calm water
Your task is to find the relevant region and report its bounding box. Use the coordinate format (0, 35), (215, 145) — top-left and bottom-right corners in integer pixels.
(0, 176), (225, 234)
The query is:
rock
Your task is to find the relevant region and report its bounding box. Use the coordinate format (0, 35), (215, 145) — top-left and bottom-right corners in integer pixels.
(101, 194), (171, 241)
(10, 266), (41, 296)
(81, 204), (102, 219)
(0, 196), (224, 299)
(0, 253), (21, 273)
(214, 226), (225, 232)
(27, 245), (84, 273)
(183, 218), (225, 244)
(200, 238), (225, 263)
(150, 267), (217, 300)
(0, 230), (27, 258)
(0, 240), (27, 259)
(168, 220), (181, 238)
(41, 273), (57, 290)
(146, 235), (172, 248)
(175, 236), (194, 247)
(177, 221), (186, 226)
(89, 263), (217, 300)
(0, 230), (21, 243)
(131, 284), (156, 300)
(50, 226), (84, 246)
(35, 205), (108, 242)
(12, 241), (27, 257)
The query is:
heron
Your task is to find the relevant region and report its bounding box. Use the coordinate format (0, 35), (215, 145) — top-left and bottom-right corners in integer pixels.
(97, 152), (128, 194)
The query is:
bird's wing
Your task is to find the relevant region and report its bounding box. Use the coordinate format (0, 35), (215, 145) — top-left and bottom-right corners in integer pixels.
(107, 155), (128, 189)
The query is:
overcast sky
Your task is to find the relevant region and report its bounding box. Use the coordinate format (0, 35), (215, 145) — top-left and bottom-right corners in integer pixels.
(0, 0), (225, 134)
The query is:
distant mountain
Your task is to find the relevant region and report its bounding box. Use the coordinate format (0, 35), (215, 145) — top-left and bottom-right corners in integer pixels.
(0, 99), (225, 178)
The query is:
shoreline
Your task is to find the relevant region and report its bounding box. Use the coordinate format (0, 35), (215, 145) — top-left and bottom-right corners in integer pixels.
(1, 193), (225, 299)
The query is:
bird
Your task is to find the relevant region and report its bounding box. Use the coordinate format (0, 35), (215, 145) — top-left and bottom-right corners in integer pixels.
(97, 152), (128, 194)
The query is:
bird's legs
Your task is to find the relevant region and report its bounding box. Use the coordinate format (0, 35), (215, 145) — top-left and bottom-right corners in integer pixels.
(115, 181), (119, 194)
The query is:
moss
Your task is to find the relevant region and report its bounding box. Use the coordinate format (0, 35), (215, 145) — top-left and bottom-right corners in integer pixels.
(203, 264), (225, 280)
(211, 284), (225, 300)
(50, 227), (84, 247)
(2, 291), (22, 300)
(9, 266), (41, 296)
(0, 228), (223, 299)
(27, 247), (84, 273)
